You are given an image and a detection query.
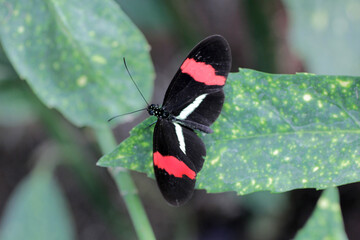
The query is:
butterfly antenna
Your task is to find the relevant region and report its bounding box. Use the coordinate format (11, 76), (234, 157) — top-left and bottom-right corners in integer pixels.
(107, 108), (147, 122)
(123, 57), (149, 106)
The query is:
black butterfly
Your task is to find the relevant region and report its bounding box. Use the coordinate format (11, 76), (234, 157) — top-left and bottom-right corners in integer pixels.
(147, 35), (231, 206)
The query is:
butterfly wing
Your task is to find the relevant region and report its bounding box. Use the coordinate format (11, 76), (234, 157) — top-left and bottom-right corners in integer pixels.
(153, 35), (231, 206)
(162, 35), (231, 127)
(153, 119), (206, 206)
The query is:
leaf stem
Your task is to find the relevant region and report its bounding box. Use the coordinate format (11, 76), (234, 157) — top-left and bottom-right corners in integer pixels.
(93, 127), (155, 240)
(24, 83), (134, 238)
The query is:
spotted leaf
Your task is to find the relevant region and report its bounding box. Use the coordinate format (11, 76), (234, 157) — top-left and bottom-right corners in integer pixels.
(98, 69), (360, 195)
(0, 0), (153, 127)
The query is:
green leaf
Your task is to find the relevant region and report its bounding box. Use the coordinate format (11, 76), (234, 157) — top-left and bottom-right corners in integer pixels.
(284, 0), (360, 75)
(0, 0), (154, 127)
(294, 188), (348, 240)
(98, 69), (360, 195)
(0, 167), (75, 240)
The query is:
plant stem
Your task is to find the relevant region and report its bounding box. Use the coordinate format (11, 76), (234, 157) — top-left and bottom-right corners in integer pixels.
(93, 127), (155, 240)
(23, 81), (135, 238)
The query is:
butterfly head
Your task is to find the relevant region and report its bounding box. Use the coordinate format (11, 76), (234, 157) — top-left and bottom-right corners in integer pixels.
(147, 104), (170, 119)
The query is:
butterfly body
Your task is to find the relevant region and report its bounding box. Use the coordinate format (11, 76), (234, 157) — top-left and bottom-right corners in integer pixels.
(147, 104), (172, 120)
(149, 35), (231, 206)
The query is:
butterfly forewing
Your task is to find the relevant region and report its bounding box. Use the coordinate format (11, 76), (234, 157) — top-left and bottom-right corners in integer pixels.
(163, 35), (231, 116)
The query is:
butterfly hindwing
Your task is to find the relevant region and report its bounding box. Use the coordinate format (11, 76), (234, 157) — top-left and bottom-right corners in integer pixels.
(153, 119), (206, 206)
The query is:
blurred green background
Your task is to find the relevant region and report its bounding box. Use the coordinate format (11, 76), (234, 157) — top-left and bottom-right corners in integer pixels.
(0, 0), (359, 239)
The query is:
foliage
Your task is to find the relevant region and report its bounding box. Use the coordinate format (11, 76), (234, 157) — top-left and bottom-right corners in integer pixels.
(0, 0), (358, 239)
(0, 165), (75, 240)
(99, 69), (360, 195)
(294, 188), (348, 240)
(0, 0), (153, 127)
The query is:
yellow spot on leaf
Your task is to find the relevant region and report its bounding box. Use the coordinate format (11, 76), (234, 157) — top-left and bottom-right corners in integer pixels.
(318, 198), (330, 209)
(236, 94), (243, 99)
(92, 55), (107, 64)
(260, 117), (266, 125)
(303, 94), (312, 102)
(302, 179), (308, 183)
(231, 129), (239, 135)
(210, 157), (219, 165)
(337, 79), (352, 88)
(317, 100), (323, 108)
(341, 160), (350, 167)
(17, 26), (25, 34)
(313, 166), (319, 172)
(77, 75), (88, 87)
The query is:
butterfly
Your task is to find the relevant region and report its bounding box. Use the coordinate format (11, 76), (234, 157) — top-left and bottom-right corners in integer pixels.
(147, 35), (231, 206)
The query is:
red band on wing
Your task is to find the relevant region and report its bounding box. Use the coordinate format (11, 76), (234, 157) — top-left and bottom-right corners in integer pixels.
(180, 58), (226, 86)
(153, 151), (196, 180)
